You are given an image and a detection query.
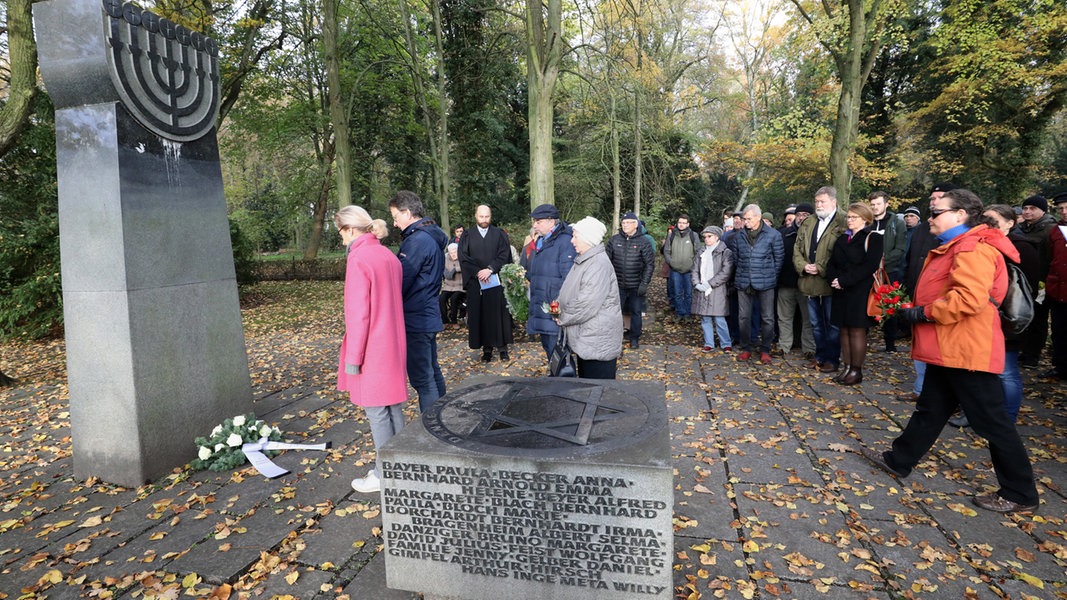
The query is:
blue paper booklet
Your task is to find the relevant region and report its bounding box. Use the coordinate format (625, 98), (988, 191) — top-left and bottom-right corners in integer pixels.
(480, 273), (502, 290)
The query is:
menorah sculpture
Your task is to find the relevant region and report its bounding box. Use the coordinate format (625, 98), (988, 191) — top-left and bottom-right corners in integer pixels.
(34, 0), (252, 486)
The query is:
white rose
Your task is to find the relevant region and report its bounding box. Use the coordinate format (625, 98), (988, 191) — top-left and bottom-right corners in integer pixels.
(198, 446), (212, 461)
(211, 425), (223, 436)
(226, 433), (243, 447)
(233, 415), (246, 427)
(259, 424), (272, 437)
(214, 443), (226, 452)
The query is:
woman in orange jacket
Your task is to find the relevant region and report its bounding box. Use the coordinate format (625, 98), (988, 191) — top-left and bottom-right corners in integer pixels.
(859, 189), (1039, 514)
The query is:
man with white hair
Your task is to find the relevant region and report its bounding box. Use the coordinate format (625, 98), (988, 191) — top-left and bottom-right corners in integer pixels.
(793, 186), (846, 373)
(727, 204), (784, 363)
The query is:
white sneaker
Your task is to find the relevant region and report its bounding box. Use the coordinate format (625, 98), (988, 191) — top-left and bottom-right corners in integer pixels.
(351, 470), (381, 493)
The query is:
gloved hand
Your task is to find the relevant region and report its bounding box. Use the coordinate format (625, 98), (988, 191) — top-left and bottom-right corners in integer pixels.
(345, 363), (362, 375)
(695, 283), (710, 293)
(898, 306), (931, 324)
(637, 285), (648, 297)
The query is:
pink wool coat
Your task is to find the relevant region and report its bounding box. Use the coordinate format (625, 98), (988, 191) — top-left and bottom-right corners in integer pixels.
(337, 233), (408, 407)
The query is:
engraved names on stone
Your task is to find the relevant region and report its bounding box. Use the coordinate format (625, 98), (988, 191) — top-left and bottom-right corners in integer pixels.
(382, 461), (670, 597)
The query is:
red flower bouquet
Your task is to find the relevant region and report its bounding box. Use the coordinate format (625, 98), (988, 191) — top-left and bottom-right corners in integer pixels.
(872, 281), (911, 323)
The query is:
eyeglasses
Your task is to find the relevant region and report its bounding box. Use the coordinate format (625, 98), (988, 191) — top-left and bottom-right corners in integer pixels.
(929, 207), (957, 218)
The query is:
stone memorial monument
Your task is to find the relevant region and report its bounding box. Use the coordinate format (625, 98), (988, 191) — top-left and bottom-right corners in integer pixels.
(33, 0), (252, 486)
(380, 377), (673, 600)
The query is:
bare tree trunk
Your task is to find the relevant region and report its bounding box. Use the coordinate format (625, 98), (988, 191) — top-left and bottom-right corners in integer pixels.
(399, 0), (451, 229)
(323, 0), (352, 209)
(526, 0), (562, 209)
(610, 94), (622, 232)
(304, 141), (336, 259)
(0, 0), (38, 157)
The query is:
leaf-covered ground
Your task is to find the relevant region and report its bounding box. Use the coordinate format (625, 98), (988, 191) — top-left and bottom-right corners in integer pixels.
(0, 279), (1065, 599)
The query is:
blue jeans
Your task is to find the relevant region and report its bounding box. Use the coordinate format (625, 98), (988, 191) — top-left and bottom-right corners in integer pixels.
(620, 288), (644, 341)
(540, 333), (558, 359)
(1000, 350), (1022, 423)
(669, 270), (692, 316)
(913, 360), (926, 395)
(701, 316), (732, 348)
(365, 404), (405, 477)
(807, 296), (839, 367)
(406, 331), (446, 413)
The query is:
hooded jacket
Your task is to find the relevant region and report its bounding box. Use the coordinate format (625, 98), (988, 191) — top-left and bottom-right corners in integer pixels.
(910, 225), (1018, 373)
(397, 217), (449, 333)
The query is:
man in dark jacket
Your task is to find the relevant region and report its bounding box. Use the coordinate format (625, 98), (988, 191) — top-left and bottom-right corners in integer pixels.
(729, 204), (784, 363)
(1015, 194), (1057, 368)
(526, 204), (576, 358)
(390, 191), (448, 412)
(869, 191), (908, 352)
(776, 203), (815, 357)
(606, 212), (655, 349)
(1045, 192), (1067, 380)
(459, 205), (514, 362)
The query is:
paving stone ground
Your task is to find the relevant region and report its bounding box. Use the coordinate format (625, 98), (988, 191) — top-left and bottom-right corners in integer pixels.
(1, 295), (1065, 599)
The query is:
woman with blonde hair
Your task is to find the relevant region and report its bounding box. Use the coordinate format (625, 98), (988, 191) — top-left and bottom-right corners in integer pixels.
(334, 205), (407, 493)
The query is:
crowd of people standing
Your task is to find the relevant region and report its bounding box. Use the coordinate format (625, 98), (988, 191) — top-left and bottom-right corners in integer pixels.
(333, 187), (1065, 512)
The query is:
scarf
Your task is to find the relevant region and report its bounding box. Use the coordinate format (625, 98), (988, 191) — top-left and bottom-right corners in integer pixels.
(699, 243), (718, 296)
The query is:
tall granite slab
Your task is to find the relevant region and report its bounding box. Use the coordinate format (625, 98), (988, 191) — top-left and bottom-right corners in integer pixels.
(380, 377), (673, 600)
(33, 0), (252, 486)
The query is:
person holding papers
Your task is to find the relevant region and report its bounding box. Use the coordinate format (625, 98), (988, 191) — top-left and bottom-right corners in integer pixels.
(459, 204), (515, 362)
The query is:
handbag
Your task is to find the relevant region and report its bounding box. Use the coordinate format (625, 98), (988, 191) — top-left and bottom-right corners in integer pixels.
(548, 329), (577, 377)
(865, 234), (891, 318)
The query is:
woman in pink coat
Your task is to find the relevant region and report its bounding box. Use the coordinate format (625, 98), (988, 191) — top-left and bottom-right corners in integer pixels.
(335, 205), (408, 493)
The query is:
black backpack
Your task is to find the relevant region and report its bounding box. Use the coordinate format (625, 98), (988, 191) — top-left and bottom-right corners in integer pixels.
(992, 262), (1034, 336)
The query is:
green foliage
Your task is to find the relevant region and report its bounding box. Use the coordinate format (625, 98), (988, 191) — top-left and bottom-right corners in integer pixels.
(190, 413), (283, 472)
(500, 263), (529, 323)
(229, 219), (259, 286)
(0, 95), (61, 340)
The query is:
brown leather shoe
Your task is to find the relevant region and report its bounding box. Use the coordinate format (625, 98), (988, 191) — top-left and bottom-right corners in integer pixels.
(818, 362), (838, 373)
(971, 493), (1037, 514)
(840, 368), (863, 385)
(894, 391), (919, 402)
(859, 447), (906, 478)
(804, 359), (820, 369)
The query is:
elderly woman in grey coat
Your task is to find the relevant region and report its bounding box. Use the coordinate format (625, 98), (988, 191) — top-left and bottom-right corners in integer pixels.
(692, 226), (735, 352)
(556, 216), (624, 379)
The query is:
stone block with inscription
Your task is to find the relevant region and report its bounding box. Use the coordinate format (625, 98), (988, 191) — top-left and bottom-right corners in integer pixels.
(379, 377), (672, 600)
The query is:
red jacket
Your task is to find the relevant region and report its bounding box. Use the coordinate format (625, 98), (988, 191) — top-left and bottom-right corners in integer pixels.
(1047, 222), (1067, 302)
(911, 225), (1018, 374)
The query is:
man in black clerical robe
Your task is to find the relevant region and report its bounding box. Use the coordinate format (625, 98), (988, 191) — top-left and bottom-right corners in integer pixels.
(459, 205), (514, 362)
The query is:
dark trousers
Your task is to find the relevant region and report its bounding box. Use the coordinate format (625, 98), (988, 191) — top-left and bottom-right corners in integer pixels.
(807, 295), (840, 367)
(886, 365), (1038, 505)
(406, 331), (446, 413)
(1021, 300), (1050, 364)
(620, 288), (644, 341)
(439, 290), (465, 324)
(738, 288), (775, 353)
(1051, 300), (1067, 373)
(882, 315), (899, 350)
(577, 357), (617, 379)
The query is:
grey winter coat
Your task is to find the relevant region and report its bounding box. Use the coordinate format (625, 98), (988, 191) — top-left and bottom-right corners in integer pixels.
(690, 243), (734, 317)
(557, 244), (623, 361)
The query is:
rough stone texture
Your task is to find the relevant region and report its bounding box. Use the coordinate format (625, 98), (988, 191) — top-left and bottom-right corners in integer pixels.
(380, 377), (674, 600)
(33, 0), (251, 486)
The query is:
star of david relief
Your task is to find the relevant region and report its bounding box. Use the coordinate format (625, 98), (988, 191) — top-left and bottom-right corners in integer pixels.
(422, 379), (666, 458)
(471, 383), (627, 446)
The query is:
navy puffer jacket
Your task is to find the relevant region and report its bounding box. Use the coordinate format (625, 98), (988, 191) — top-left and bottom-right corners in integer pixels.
(526, 222), (576, 335)
(728, 223), (784, 292)
(397, 218), (448, 332)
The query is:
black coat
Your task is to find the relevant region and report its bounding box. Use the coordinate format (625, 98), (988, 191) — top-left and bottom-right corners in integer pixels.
(777, 224), (800, 288)
(826, 228), (883, 328)
(606, 231), (655, 293)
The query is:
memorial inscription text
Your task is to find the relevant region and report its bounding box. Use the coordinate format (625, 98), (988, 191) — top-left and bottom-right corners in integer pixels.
(382, 462), (669, 595)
